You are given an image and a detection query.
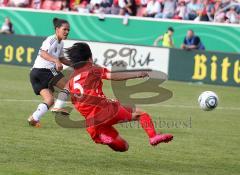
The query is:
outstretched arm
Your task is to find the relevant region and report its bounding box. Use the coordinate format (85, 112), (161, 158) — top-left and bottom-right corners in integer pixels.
(105, 71), (149, 81)
(59, 57), (73, 66)
(154, 36), (163, 46)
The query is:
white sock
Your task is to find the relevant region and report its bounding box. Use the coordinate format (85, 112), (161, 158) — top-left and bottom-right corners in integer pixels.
(53, 89), (69, 109)
(32, 103), (49, 121)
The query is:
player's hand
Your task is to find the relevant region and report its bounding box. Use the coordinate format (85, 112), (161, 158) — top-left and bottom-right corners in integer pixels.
(55, 60), (63, 71)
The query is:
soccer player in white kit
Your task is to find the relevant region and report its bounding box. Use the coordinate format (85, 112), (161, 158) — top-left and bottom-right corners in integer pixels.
(28, 18), (71, 127)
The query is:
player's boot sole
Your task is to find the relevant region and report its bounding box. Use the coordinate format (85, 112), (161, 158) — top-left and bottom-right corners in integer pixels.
(150, 134), (173, 146)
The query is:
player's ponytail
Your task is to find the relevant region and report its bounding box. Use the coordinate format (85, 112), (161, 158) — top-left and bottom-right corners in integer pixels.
(53, 17), (69, 29)
(53, 18), (59, 27)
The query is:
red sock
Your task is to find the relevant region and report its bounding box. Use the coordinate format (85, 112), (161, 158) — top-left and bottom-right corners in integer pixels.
(139, 113), (156, 138)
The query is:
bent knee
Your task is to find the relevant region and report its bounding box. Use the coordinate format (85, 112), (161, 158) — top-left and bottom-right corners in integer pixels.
(116, 141), (129, 152)
(44, 98), (54, 107)
(112, 142), (129, 152)
(132, 108), (146, 120)
(108, 136), (129, 152)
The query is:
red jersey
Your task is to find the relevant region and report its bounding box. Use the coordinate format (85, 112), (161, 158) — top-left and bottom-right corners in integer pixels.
(68, 63), (119, 123)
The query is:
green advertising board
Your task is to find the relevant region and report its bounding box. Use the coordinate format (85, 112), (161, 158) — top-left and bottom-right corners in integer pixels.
(0, 8), (239, 53)
(168, 49), (240, 87)
(0, 34), (44, 66)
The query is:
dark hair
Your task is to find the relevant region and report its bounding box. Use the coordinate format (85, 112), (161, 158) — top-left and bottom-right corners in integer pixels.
(168, 27), (174, 32)
(53, 18), (69, 29)
(65, 42), (92, 68)
(188, 29), (194, 33)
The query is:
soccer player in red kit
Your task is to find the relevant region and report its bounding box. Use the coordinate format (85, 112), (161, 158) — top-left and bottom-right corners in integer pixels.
(66, 43), (173, 152)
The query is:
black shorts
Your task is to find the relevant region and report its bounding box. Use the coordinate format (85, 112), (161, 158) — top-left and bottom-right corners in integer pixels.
(30, 68), (64, 95)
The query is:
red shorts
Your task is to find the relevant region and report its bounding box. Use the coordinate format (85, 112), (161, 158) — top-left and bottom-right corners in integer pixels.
(86, 105), (133, 144)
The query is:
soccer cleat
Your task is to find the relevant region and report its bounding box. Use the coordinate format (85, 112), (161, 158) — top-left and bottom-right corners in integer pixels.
(150, 134), (173, 146)
(51, 108), (70, 115)
(28, 116), (41, 128)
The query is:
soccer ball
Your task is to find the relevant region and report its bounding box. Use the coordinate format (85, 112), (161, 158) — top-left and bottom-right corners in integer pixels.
(198, 91), (219, 111)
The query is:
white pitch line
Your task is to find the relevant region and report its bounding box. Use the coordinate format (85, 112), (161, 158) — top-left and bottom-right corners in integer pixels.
(0, 99), (41, 102)
(139, 104), (240, 111)
(0, 98), (240, 111)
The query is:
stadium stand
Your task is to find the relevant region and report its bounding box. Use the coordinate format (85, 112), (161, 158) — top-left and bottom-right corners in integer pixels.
(1, 0), (239, 23)
(41, 0), (64, 10)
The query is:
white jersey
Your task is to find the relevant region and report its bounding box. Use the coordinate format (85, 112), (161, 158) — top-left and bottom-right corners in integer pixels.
(33, 35), (64, 69)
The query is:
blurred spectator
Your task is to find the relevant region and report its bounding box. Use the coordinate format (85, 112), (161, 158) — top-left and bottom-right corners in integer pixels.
(2, 0), (239, 24)
(90, 0), (102, 13)
(0, 0), (8, 6)
(221, 0), (231, 9)
(118, 0), (137, 16)
(173, 1), (187, 19)
(196, 0), (209, 21)
(75, 1), (90, 13)
(111, 1), (120, 15)
(214, 3), (226, 23)
(31, 0), (41, 9)
(69, 0), (80, 10)
(90, 0), (102, 6)
(140, 0), (148, 6)
(186, 0), (203, 20)
(154, 27), (174, 47)
(226, 6), (239, 23)
(181, 29), (205, 50)
(214, 1), (240, 23)
(236, 4), (240, 14)
(136, 0), (148, 16)
(206, 0), (216, 21)
(90, 0), (112, 14)
(61, 0), (71, 11)
(0, 17), (14, 34)
(41, 0), (67, 11)
(143, 0), (161, 17)
(156, 0), (176, 19)
(100, 0), (112, 14)
(92, 3), (101, 13)
(8, 0), (29, 7)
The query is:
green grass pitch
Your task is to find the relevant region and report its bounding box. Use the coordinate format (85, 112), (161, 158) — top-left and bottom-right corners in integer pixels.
(0, 64), (239, 175)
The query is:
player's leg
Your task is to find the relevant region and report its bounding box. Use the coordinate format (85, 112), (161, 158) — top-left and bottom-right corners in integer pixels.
(51, 77), (70, 115)
(110, 105), (173, 146)
(28, 89), (54, 127)
(88, 126), (129, 152)
(104, 105), (173, 146)
(107, 105), (156, 138)
(28, 69), (56, 127)
(132, 108), (173, 146)
(107, 135), (129, 152)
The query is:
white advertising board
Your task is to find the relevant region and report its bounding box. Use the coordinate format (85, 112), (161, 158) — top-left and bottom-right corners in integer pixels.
(64, 40), (170, 74)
